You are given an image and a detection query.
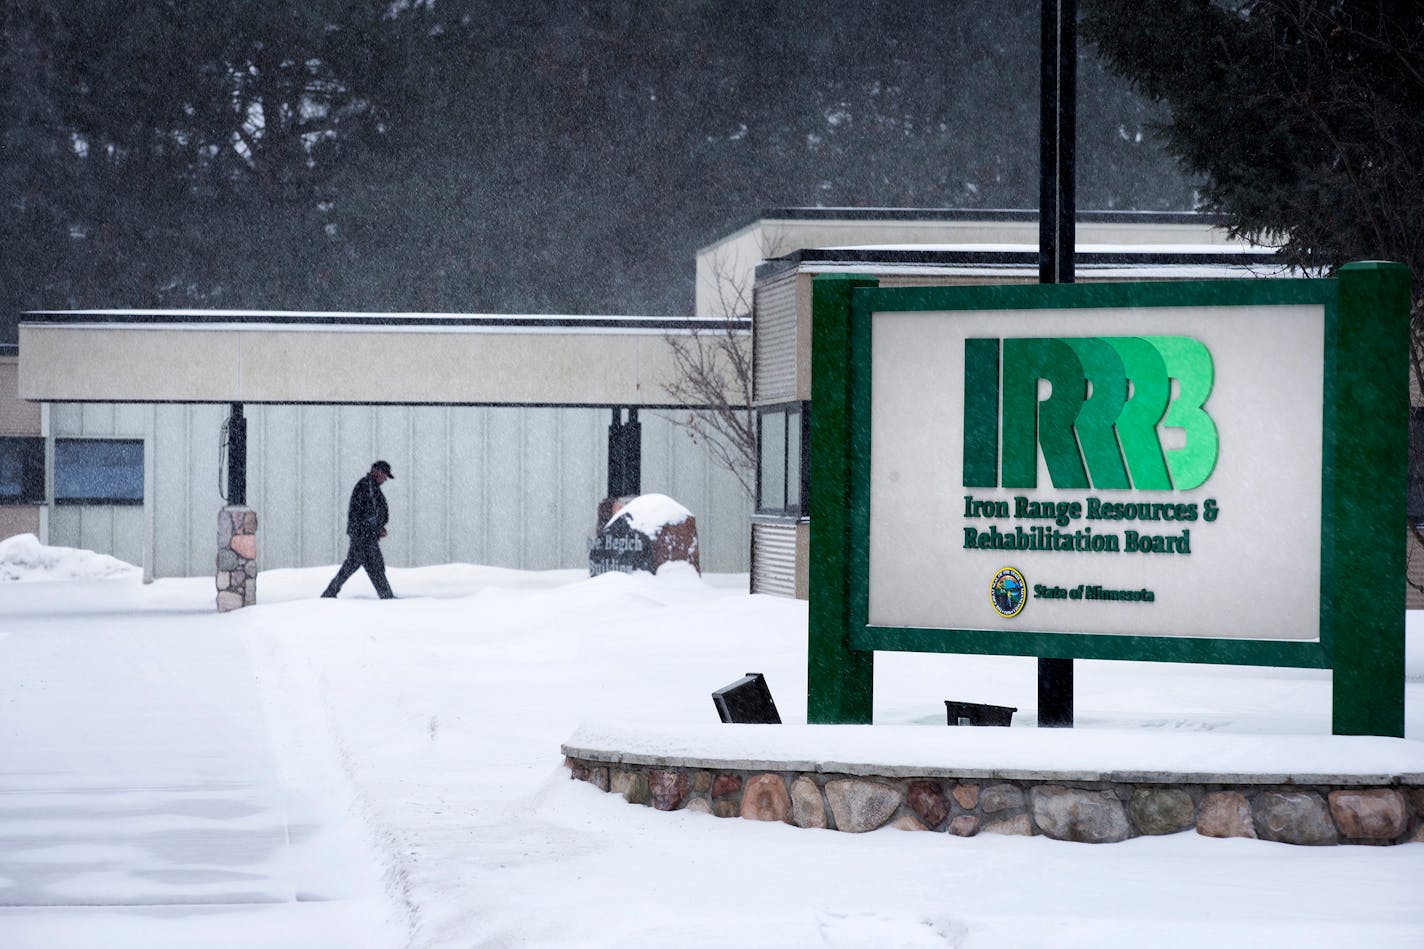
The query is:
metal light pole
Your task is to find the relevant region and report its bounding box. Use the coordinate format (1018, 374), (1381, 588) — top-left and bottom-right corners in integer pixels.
(1038, 0), (1076, 727)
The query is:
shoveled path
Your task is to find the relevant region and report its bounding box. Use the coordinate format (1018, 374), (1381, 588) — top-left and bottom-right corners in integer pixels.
(0, 580), (393, 948)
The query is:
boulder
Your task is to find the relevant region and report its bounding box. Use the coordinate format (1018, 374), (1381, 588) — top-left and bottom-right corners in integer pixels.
(1196, 791), (1256, 839)
(791, 776), (827, 829)
(1129, 787), (1196, 836)
(1253, 791), (1337, 846)
(825, 779), (902, 833)
(980, 783), (1025, 814)
(741, 774), (791, 822)
(1030, 786), (1131, 843)
(589, 493), (700, 576)
(907, 780), (949, 828)
(648, 769), (690, 811)
(1328, 789), (1408, 841)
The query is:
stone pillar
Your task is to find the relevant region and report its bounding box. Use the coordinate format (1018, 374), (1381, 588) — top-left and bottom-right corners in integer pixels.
(217, 505), (257, 612)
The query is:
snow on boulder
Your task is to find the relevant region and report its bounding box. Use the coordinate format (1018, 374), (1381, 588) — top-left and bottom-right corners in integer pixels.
(589, 493), (700, 576)
(0, 533), (140, 582)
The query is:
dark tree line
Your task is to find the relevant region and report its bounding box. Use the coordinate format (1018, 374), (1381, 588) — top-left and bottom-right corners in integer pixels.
(1082, 0), (1423, 293)
(1080, 0), (1424, 573)
(2, 0), (1195, 340)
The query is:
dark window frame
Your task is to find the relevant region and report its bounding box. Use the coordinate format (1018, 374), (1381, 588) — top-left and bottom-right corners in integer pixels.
(0, 436), (45, 505)
(756, 401), (810, 518)
(54, 437), (144, 506)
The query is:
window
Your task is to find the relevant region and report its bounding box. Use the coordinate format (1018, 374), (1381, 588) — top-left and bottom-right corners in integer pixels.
(55, 438), (143, 505)
(0, 437), (45, 504)
(757, 402), (809, 517)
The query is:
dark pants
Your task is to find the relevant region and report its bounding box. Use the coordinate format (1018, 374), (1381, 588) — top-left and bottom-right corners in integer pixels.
(322, 533), (394, 599)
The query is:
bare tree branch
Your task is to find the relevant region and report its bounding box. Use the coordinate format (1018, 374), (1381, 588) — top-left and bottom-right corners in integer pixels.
(663, 251), (757, 499)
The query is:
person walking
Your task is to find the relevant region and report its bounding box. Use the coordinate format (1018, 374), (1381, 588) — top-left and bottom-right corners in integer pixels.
(321, 460), (397, 599)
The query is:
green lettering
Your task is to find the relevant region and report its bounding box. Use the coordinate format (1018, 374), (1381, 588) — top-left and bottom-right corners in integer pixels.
(1001, 338), (1088, 489)
(1065, 337), (1131, 489)
(963, 338), (1001, 487)
(1104, 337), (1172, 490)
(1149, 336), (1219, 490)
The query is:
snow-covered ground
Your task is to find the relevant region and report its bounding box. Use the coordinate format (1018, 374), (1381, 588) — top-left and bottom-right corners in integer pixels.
(1, 534), (1421, 948)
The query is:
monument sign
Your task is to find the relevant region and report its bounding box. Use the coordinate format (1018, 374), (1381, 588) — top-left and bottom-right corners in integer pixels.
(807, 264), (1411, 736)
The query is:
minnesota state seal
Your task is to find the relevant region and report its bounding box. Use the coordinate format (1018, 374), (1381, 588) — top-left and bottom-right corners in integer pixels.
(990, 566), (1028, 618)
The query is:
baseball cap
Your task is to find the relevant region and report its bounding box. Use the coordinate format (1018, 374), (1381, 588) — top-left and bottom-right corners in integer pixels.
(372, 460), (394, 478)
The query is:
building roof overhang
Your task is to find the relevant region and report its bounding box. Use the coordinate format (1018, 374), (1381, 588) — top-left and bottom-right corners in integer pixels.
(18, 311), (748, 407)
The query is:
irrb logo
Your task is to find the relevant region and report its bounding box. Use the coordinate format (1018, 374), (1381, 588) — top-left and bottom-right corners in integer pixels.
(963, 336), (1218, 491)
(990, 566), (1028, 618)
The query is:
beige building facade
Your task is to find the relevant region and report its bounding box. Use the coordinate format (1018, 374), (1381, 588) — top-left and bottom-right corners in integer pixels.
(0, 347), (44, 542)
(10, 315), (752, 579)
(730, 209), (1422, 606)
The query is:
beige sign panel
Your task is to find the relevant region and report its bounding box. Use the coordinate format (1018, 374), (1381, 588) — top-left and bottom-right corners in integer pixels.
(867, 304), (1325, 642)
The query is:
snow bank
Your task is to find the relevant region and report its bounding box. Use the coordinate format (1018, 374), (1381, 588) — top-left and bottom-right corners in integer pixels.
(0, 533), (139, 582)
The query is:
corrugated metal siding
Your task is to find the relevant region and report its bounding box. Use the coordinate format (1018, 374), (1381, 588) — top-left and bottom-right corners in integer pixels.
(753, 275), (797, 403)
(47, 402), (751, 577)
(48, 403), (147, 567)
(750, 520), (797, 597)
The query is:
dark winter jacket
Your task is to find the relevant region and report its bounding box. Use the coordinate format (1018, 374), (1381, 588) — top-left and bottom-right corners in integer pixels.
(346, 473), (389, 538)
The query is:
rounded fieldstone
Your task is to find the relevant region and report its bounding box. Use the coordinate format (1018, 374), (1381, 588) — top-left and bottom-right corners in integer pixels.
(791, 775), (827, 829)
(1030, 785), (1131, 843)
(1197, 791), (1256, 839)
(981, 814), (1033, 836)
(648, 769), (690, 811)
(591, 767), (610, 792)
(948, 815), (980, 837)
(1254, 791), (1337, 845)
(952, 784), (980, 811)
(907, 780), (948, 827)
(712, 800), (740, 819)
(216, 591), (243, 612)
(825, 779), (903, 833)
(712, 774), (743, 798)
(1129, 787), (1196, 836)
(216, 548), (240, 571)
(1406, 787), (1424, 818)
(1328, 789), (1407, 840)
(691, 771), (712, 794)
(741, 774), (791, 822)
(980, 783), (1025, 814)
(231, 533), (257, 560)
(685, 797), (713, 815)
(612, 770), (649, 806)
(891, 814), (927, 831)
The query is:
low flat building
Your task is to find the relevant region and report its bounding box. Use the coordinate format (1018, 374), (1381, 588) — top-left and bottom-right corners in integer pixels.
(12, 312), (752, 579)
(738, 210), (1309, 599)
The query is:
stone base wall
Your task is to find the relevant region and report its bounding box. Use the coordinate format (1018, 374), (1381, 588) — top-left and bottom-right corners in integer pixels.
(217, 506), (257, 612)
(564, 756), (1424, 846)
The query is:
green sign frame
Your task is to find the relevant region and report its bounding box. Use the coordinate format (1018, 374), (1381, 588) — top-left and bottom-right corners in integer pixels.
(807, 263), (1411, 736)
